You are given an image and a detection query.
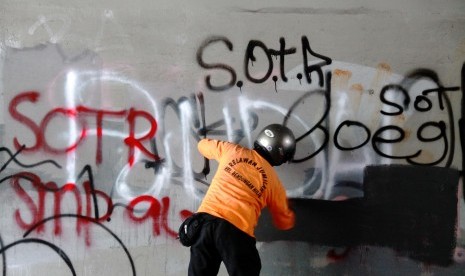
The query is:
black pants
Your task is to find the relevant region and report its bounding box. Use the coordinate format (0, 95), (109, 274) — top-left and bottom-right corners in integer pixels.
(188, 213), (261, 276)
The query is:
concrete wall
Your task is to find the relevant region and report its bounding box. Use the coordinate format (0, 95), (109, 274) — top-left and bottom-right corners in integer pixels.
(0, 0), (464, 275)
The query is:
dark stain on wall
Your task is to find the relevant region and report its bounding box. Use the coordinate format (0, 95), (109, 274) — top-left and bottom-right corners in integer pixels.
(256, 165), (459, 266)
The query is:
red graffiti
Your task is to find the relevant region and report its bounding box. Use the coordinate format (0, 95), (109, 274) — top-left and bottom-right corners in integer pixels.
(11, 171), (182, 246)
(9, 91), (160, 166)
(12, 171), (112, 246)
(126, 195), (179, 237)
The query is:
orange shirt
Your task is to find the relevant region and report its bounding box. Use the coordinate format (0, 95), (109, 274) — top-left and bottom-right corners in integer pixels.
(197, 139), (295, 237)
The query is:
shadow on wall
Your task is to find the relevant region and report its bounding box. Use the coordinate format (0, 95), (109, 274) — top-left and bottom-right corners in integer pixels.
(256, 165), (459, 266)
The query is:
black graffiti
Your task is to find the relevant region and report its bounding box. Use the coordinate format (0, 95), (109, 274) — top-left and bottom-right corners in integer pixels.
(301, 36), (332, 87)
(197, 37), (461, 168)
(334, 121), (370, 150)
(145, 91), (259, 182)
(195, 35), (462, 171)
(77, 165), (101, 219)
(197, 92), (210, 176)
(283, 72), (331, 162)
(197, 36), (331, 91)
(0, 237), (76, 276)
(461, 62), (465, 201)
(23, 214), (136, 276)
(379, 85), (410, 116)
(143, 64), (462, 185)
(0, 145), (64, 190)
(281, 71), (460, 167)
(196, 36), (236, 91)
(0, 145), (61, 173)
(0, 235), (4, 276)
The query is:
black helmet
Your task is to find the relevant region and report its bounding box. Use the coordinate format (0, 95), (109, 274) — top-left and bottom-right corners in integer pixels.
(253, 124), (296, 166)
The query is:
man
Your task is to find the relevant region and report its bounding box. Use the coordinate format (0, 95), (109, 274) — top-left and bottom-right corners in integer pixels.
(189, 124), (296, 276)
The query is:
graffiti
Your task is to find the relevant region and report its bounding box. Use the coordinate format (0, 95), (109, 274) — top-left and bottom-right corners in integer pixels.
(289, 71), (459, 166)
(0, 145), (61, 172)
(28, 15), (71, 44)
(3, 168), (182, 244)
(8, 74), (456, 170)
(196, 36), (461, 168)
(0, 213), (140, 276)
(460, 63), (465, 200)
(197, 36), (332, 91)
(0, 163), (189, 275)
(0, 237), (77, 275)
(0, 144), (190, 275)
(24, 214), (137, 276)
(9, 91), (160, 166)
(0, 29), (463, 275)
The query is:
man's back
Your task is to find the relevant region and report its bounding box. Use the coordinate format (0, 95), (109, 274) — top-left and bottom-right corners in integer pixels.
(197, 139), (294, 237)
